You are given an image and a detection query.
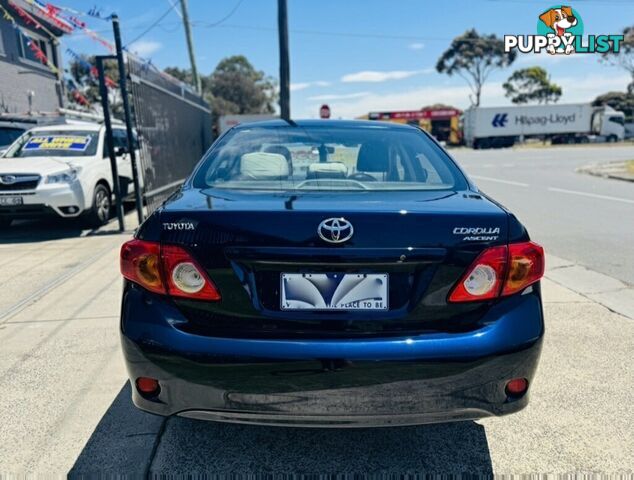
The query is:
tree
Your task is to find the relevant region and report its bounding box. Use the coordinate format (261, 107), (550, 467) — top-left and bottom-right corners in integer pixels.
(600, 26), (634, 93)
(503, 67), (562, 104)
(436, 29), (516, 106)
(163, 66), (192, 85)
(206, 55), (276, 116)
(164, 56), (277, 123)
(593, 91), (634, 121)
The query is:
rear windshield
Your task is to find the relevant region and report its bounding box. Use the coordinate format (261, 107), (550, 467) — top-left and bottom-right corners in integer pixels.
(193, 124), (467, 192)
(4, 130), (99, 158)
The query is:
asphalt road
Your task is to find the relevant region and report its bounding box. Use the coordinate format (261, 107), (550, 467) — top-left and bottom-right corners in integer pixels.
(451, 144), (634, 285)
(1, 145), (633, 475)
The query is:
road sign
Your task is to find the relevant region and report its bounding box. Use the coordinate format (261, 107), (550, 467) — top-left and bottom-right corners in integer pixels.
(320, 104), (331, 119)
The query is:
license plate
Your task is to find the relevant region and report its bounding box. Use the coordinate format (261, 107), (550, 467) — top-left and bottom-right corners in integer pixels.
(0, 196), (23, 206)
(280, 273), (388, 311)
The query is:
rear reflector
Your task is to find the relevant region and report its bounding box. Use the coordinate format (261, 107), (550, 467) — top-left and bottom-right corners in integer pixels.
(505, 378), (529, 396)
(120, 239), (221, 301)
(136, 377), (160, 396)
(448, 241), (544, 303)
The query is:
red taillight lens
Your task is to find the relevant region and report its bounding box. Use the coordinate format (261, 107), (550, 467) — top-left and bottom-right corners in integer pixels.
(120, 239), (164, 294)
(162, 244), (221, 301)
(502, 242), (545, 296)
(448, 241), (544, 303)
(448, 246), (508, 302)
(120, 239), (221, 301)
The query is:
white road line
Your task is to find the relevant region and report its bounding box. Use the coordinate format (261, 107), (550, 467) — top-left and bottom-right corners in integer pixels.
(470, 175), (530, 187)
(547, 187), (634, 205)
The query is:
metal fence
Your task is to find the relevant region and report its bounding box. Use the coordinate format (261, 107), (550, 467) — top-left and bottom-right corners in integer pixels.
(128, 57), (212, 213)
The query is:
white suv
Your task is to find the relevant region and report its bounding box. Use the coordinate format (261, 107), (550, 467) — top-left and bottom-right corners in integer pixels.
(0, 123), (141, 228)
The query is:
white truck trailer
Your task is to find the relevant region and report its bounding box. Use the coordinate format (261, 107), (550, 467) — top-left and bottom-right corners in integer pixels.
(462, 103), (625, 148)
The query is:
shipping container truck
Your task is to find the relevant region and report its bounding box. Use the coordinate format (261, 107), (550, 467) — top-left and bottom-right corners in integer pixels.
(462, 103), (625, 149)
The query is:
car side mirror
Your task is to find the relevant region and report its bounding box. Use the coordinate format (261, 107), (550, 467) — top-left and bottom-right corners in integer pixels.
(115, 146), (128, 156)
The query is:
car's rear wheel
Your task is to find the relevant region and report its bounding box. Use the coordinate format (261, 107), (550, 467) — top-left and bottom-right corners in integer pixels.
(84, 183), (111, 228)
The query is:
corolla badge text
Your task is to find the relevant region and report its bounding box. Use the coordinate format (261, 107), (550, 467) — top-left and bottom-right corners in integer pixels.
(453, 226), (500, 241)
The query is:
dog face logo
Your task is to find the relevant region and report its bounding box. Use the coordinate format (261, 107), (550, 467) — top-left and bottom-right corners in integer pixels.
(539, 6), (578, 36)
(537, 5), (582, 54)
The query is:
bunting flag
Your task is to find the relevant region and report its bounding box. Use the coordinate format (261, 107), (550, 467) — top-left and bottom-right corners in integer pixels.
(22, 0), (114, 55)
(0, 3), (15, 22)
(8, 0), (43, 30)
(2, 0), (186, 96)
(65, 76), (91, 107)
(66, 47), (117, 89)
(81, 25), (115, 53)
(70, 89), (90, 106)
(21, 0), (73, 33)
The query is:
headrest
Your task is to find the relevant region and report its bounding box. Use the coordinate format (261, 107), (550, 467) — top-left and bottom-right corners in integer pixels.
(240, 152), (289, 179)
(263, 145), (292, 162)
(306, 162), (348, 179)
(357, 141), (389, 172)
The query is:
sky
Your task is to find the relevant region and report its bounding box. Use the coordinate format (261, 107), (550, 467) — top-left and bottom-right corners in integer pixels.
(58, 0), (634, 118)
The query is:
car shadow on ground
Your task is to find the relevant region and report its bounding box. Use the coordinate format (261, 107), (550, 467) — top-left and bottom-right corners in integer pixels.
(70, 382), (493, 476)
(0, 218), (91, 243)
(0, 207), (136, 244)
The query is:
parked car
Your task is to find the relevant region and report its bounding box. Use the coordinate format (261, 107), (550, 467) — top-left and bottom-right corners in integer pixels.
(0, 123), (140, 228)
(119, 120), (545, 427)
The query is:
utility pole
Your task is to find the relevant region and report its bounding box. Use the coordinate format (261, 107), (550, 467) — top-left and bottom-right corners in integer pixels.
(180, 0), (202, 94)
(278, 0), (290, 120)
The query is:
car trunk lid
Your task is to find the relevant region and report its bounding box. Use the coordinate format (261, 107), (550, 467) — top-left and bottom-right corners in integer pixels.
(158, 188), (508, 338)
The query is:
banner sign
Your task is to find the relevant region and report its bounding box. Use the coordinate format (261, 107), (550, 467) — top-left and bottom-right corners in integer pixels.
(24, 135), (92, 151)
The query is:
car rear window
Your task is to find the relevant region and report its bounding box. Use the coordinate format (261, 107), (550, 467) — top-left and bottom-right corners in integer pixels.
(193, 124), (468, 192)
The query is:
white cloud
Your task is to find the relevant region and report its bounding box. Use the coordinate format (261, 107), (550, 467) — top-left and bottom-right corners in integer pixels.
(515, 51), (591, 65)
(290, 82), (311, 92)
(308, 92), (371, 101)
(128, 40), (162, 57)
(298, 73), (631, 119)
(341, 69), (432, 83)
(408, 42), (425, 50)
(290, 80), (332, 91)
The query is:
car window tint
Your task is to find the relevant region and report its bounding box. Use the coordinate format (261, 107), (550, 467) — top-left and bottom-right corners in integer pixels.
(195, 125), (467, 192)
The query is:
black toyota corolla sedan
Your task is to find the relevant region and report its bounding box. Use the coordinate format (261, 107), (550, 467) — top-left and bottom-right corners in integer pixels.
(120, 120), (544, 427)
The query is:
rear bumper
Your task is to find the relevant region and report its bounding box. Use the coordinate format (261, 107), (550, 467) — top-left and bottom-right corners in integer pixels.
(120, 285), (544, 427)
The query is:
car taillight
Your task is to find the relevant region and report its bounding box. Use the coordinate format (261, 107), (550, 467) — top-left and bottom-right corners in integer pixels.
(448, 241), (544, 303)
(120, 239), (221, 301)
(161, 244), (221, 301)
(120, 239), (163, 294)
(502, 242), (545, 296)
(448, 246), (508, 302)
